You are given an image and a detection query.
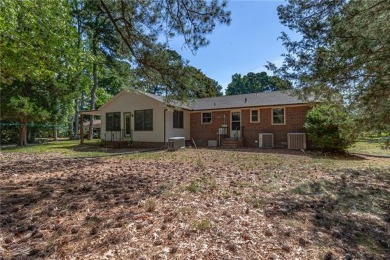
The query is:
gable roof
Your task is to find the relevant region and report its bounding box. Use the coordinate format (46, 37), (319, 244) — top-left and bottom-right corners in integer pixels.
(98, 89), (308, 112)
(142, 92), (192, 110)
(188, 91), (307, 110)
(98, 90), (179, 111)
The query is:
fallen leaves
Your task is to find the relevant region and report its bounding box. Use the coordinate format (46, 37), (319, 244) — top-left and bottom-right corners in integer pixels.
(0, 149), (389, 259)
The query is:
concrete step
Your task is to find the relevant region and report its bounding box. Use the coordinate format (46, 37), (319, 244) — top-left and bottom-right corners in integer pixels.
(221, 139), (243, 148)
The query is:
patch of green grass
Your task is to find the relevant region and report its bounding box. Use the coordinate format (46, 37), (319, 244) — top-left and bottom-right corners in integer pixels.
(354, 233), (384, 255)
(144, 198), (156, 212)
(156, 182), (175, 196)
(186, 176), (217, 193)
(196, 155), (205, 169)
(290, 179), (331, 195)
(232, 180), (249, 188)
(192, 219), (212, 231)
(348, 139), (390, 156)
(186, 181), (203, 193)
(125, 149), (194, 162)
(246, 194), (266, 208)
(258, 183), (279, 192)
(219, 189), (231, 199)
(1, 139), (108, 157)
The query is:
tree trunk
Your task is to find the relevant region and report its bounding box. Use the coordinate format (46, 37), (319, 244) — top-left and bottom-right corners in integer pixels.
(88, 115), (94, 140)
(18, 120), (28, 146)
(53, 126), (58, 141)
(69, 119), (74, 140)
(88, 61), (98, 140)
(88, 22), (99, 141)
(74, 98), (80, 139)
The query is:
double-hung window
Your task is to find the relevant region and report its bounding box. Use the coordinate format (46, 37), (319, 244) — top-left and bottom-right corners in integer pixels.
(250, 109), (259, 123)
(134, 109), (153, 131)
(272, 108), (285, 125)
(202, 112), (212, 124)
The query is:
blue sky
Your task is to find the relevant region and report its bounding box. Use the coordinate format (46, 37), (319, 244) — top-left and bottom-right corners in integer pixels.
(169, 0), (289, 93)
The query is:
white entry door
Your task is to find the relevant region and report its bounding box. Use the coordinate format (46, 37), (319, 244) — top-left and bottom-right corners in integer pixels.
(230, 111), (241, 139)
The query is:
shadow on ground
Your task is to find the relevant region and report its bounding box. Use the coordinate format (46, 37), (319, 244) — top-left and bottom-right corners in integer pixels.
(0, 157), (185, 258)
(264, 167), (390, 259)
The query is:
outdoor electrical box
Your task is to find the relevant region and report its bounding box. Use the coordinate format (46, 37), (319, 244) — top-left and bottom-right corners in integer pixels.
(168, 137), (185, 151)
(218, 125), (228, 135)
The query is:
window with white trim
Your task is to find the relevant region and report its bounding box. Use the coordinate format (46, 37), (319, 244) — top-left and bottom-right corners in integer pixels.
(202, 112), (212, 124)
(272, 108), (285, 125)
(250, 109), (259, 123)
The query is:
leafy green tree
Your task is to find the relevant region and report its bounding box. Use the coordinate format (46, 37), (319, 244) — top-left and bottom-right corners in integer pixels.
(267, 0), (390, 132)
(225, 71), (291, 95)
(69, 0), (135, 139)
(305, 105), (358, 152)
(184, 67), (223, 98)
(0, 0), (79, 145)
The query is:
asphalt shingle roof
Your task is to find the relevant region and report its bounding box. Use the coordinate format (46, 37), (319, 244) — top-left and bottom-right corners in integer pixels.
(187, 91), (307, 110)
(137, 90), (307, 111)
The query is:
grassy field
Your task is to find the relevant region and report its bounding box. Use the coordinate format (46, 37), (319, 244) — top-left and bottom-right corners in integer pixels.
(348, 138), (390, 157)
(0, 145), (389, 259)
(0, 139), (121, 158)
(1, 137), (389, 158)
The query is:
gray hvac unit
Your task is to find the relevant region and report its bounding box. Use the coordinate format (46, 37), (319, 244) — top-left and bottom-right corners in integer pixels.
(208, 140), (218, 147)
(287, 133), (306, 149)
(259, 133), (274, 148)
(168, 137), (185, 151)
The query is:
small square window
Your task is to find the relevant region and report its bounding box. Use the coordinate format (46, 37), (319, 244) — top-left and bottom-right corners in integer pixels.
(272, 108), (285, 125)
(250, 110), (259, 123)
(202, 112), (212, 124)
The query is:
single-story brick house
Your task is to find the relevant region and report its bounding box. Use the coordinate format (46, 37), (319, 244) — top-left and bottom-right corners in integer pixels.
(81, 90), (311, 149)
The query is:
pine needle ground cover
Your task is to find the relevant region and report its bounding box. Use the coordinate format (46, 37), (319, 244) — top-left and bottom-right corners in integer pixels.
(0, 149), (389, 259)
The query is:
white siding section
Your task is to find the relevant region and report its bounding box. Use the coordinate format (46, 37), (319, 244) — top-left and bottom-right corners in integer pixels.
(100, 92), (166, 142)
(165, 110), (191, 141)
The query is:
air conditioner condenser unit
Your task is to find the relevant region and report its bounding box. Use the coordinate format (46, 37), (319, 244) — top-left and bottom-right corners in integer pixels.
(259, 133), (274, 148)
(287, 133), (306, 149)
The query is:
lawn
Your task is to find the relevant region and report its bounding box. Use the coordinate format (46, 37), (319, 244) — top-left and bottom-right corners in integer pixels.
(0, 148), (389, 259)
(0, 139), (133, 158)
(348, 138), (390, 157)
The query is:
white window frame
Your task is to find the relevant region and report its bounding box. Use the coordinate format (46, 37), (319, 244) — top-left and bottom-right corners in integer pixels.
(272, 107), (286, 125)
(201, 112), (212, 124)
(250, 109), (260, 123)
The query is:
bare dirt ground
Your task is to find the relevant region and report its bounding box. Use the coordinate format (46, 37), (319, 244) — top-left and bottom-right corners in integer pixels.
(0, 149), (389, 259)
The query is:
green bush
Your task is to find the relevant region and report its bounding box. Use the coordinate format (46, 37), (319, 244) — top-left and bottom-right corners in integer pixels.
(305, 105), (358, 152)
(0, 124), (19, 144)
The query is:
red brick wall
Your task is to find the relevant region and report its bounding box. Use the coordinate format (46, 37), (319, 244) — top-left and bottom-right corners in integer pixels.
(242, 106), (310, 147)
(190, 106), (311, 147)
(190, 110), (230, 146)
